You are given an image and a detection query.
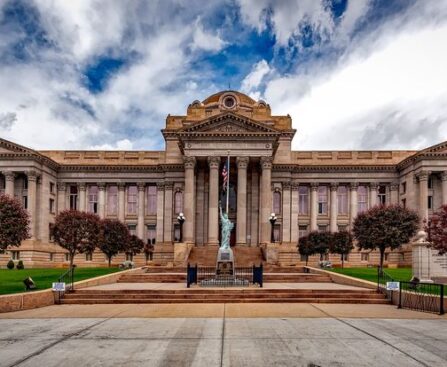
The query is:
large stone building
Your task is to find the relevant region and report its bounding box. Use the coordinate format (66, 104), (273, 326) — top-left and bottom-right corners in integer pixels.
(1, 90), (446, 267)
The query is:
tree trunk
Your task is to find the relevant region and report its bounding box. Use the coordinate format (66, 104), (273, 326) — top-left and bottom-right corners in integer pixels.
(342, 256), (344, 269)
(379, 248), (385, 271)
(108, 256), (111, 267)
(305, 255), (308, 266)
(69, 252), (74, 270)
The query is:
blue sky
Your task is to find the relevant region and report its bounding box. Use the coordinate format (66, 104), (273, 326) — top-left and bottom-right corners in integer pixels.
(0, 0), (446, 151)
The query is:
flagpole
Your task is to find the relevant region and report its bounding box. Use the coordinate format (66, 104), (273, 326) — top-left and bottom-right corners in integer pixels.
(226, 152), (230, 214)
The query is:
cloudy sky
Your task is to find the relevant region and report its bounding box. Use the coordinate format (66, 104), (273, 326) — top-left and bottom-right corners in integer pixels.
(0, 0), (446, 151)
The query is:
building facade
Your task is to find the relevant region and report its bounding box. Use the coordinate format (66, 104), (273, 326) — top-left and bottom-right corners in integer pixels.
(1, 91), (447, 267)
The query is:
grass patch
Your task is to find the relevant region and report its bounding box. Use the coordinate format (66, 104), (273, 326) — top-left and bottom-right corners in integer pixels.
(329, 267), (412, 283)
(0, 267), (122, 295)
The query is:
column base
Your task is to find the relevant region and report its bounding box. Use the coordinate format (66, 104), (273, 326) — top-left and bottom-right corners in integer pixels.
(236, 242), (248, 246)
(207, 241), (219, 246)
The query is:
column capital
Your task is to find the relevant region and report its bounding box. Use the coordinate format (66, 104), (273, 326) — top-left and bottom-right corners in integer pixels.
(282, 181), (291, 189)
(291, 182), (300, 191)
(98, 182), (106, 191)
(390, 182), (399, 191)
(156, 181), (165, 190)
(118, 182), (126, 191)
(79, 183), (86, 191)
(3, 171), (15, 181)
(417, 170), (430, 181)
(207, 156), (221, 169)
(330, 182), (338, 191)
(57, 182), (66, 192)
(260, 156), (273, 170)
(350, 182), (358, 191)
(165, 181), (174, 190)
(236, 156), (249, 169)
(441, 171), (447, 181)
(310, 182), (319, 191)
(26, 170), (39, 182)
(183, 156), (196, 169)
(137, 182), (146, 191)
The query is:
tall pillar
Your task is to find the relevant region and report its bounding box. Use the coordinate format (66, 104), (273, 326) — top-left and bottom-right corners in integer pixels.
(390, 182), (399, 204)
(156, 182), (165, 243)
(291, 183), (299, 243)
(57, 183), (66, 213)
(236, 157), (249, 245)
(330, 183), (338, 232)
(369, 182), (378, 208)
(118, 183), (125, 222)
(97, 183), (105, 218)
(164, 183), (174, 242)
(4, 171), (15, 197)
(183, 157), (196, 243)
(441, 172), (447, 205)
(208, 156), (220, 245)
(282, 181), (291, 243)
(27, 170), (38, 239)
(250, 167), (259, 246)
(260, 157), (273, 243)
(79, 183), (86, 211)
(349, 182), (358, 228)
(137, 182), (145, 239)
(418, 171), (429, 224)
(310, 183), (318, 231)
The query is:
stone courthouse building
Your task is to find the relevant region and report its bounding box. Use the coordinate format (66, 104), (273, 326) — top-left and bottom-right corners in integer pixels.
(1, 90), (447, 267)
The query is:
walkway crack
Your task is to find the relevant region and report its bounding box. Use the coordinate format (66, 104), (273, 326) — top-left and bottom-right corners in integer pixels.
(220, 303), (226, 367)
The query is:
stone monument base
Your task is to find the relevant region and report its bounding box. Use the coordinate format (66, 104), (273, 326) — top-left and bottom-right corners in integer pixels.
(216, 247), (234, 277)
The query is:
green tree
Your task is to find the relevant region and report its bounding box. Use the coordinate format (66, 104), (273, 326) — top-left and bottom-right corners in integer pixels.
(297, 235), (315, 266)
(53, 210), (102, 269)
(353, 205), (419, 270)
(330, 231), (354, 268)
(100, 219), (130, 267)
(307, 231), (332, 261)
(0, 194), (30, 252)
(127, 234), (144, 260)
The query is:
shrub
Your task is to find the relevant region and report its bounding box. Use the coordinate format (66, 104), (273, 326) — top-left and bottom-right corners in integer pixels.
(16, 260), (24, 269)
(7, 259), (14, 269)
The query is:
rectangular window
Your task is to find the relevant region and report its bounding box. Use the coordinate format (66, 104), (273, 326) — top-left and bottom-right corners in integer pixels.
(126, 253), (133, 261)
(384, 253), (389, 262)
(273, 191), (281, 215)
(50, 182), (55, 194)
(318, 186), (328, 215)
(361, 253), (369, 262)
(401, 182), (406, 194)
(10, 251), (20, 260)
(401, 198), (406, 208)
(300, 254), (307, 262)
(358, 185), (368, 213)
(127, 224), (137, 236)
(49, 198), (55, 214)
(127, 186), (138, 214)
(428, 195), (433, 210)
(341, 254), (349, 261)
(400, 253), (405, 261)
(146, 225), (156, 244)
(22, 195), (28, 209)
(85, 253), (93, 261)
(174, 224), (181, 242)
(338, 224), (347, 232)
(298, 186), (309, 215)
(69, 185), (78, 210)
(49, 253), (54, 261)
(64, 253), (69, 262)
(273, 224), (281, 242)
(88, 185), (98, 213)
(337, 186), (348, 215)
(428, 177), (433, 189)
(175, 191), (183, 214)
(318, 225), (328, 232)
(0, 176), (5, 194)
(146, 186), (157, 215)
(298, 225), (308, 239)
(377, 185), (387, 205)
(49, 223), (54, 241)
(107, 185), (118, 215)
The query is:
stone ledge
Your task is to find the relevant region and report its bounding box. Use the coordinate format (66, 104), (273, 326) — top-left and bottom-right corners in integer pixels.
(305, 266), (377, 289)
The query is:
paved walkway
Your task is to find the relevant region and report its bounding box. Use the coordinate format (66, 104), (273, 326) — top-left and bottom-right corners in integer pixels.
(1, 316), (446, 366)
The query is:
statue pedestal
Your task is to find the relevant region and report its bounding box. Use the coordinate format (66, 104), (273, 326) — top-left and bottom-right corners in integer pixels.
(216, 248), (234, 277)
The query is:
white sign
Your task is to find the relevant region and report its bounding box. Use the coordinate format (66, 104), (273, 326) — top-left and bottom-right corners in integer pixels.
(386, 281), (400, 291)
(52, 282), (65, 292)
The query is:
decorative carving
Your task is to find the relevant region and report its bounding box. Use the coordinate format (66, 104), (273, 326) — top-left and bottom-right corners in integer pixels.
(79, 183), (86, 191)
(118, 183), (126, 191)
(98, 182), (106, 190)
(236, 156), (249, 169)
(390, 182), (399, 191)
(165, 181), (174, 190)
(156, 181), (165, 190)
(417, 171), (430, 181)
(26, 170), (38, 182)
(369, 182), (379, 190)
(260, 156), (273, 170)
(183, 156), (196, 169)
(57, 183), (66, 192)
(3, 171), (15, 182)
(207, 156), (221, 169)
(350, 182), (358, 191)
(310, 182), (319, 191)
(330, 182), (338, 191)
(282, 181), (291, 189)
(441, 171), (447, 182)
(291, 182), (300, 191)
(137, 182), (146, 191)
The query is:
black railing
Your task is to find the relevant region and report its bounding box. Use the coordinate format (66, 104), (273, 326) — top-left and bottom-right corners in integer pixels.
(377, 267), (395, 301)
(55, 267), (75, 304)
(398, 281), (445, 315)
(186, 263), (263, 288)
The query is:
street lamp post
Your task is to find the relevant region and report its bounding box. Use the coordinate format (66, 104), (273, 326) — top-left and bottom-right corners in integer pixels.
(269, 213), (277, 243)
(177, 212), (185, 243)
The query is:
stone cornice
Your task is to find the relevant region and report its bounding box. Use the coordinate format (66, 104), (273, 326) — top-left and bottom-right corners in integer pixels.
(58, 165), (163, 172)
(397, 141), (447, 170)
(272, 164), (398, 173)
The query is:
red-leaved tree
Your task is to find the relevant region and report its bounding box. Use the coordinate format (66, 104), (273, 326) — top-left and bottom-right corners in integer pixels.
(100, 219), (130, 267)
(53, 210), (102, 269)
(297, 235), (316, 266)
(330, 231), (354, 268)
(127, 234), (144, 260)
(0, 194), (30, 252)
(425, 204), (447, 255)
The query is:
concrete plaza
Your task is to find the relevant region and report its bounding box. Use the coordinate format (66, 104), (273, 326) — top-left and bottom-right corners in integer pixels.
(1, 303), (447, 367)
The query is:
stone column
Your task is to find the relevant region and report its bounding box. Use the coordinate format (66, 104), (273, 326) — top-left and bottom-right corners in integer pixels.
(27, 170), (38, 239)
(441, 172), (447, 205)
(310, 183), (318, 231)
(282, 181), (291, 243)
(137, 182), (145, 239)
(208, 156), (220, 245)
(4, 171), (15, 197)
(290, 183), (299, 243)
(260, 157), (273, 243)
(156, 182), (165, 243)
(390, 182), (399, 204)
(183, 157), (196, 243)
(79, 183), (86, 211)
(164, 183), (174, 242)
(369, 182), (378, 208)
(57, 183), (66, 213)
(349, 182), (358, 228)
(118, 183), (125, 222)
(98, 183), (106, 218)
(418, 171), (429, 223)
(236, 157), (249, 245)
(330, 183), (338, 232)
(250, 167), (259, 246)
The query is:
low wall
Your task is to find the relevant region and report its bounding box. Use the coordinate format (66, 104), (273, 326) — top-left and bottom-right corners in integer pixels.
(305, 266), (377, 289)
(0, 267), (144, 313)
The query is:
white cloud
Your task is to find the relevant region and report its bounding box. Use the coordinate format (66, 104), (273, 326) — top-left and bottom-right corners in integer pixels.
(90, 138), (133, 150)
(191, 18), (227, 52)
(241, 60), (271, 99)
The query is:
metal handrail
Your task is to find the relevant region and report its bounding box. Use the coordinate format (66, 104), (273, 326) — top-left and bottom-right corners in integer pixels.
(55, 266), (75, 304)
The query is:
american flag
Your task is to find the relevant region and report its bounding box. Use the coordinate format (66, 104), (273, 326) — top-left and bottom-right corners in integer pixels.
(222, 160), (229, 192)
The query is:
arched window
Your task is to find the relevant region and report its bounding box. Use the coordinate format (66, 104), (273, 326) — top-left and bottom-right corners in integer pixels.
(174, 190), (183, 214)
(273, 191), (281, 214)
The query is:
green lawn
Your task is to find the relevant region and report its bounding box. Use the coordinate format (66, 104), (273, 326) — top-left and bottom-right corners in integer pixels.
(329, 267), (412, 283)
(0, 267), (122, 295)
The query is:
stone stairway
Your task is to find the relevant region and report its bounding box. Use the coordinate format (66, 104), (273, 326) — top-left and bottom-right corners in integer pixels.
(186, 246), (264, 267)
(62, 288), (388, 304)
